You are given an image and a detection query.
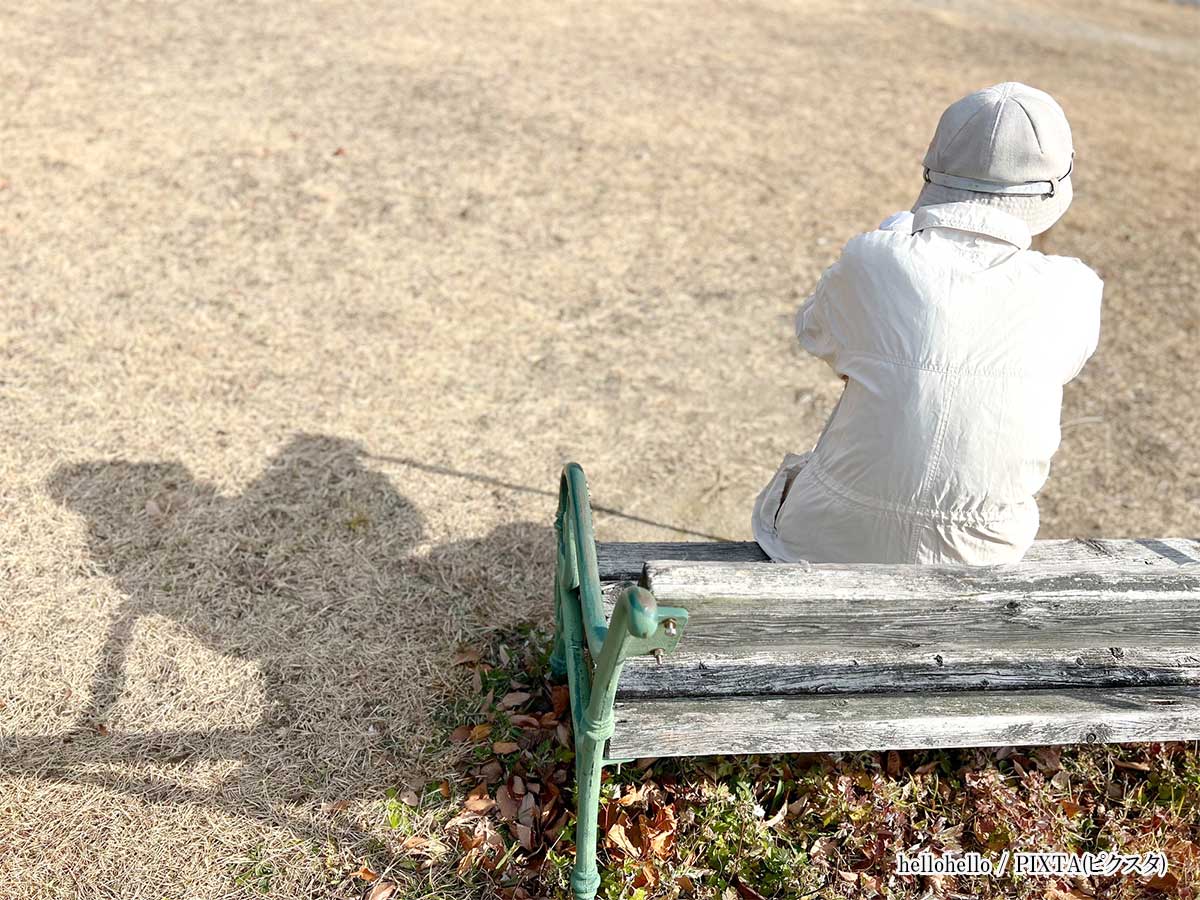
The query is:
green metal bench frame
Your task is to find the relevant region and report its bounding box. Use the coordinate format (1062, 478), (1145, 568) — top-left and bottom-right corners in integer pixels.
(549, 463), (688, 900)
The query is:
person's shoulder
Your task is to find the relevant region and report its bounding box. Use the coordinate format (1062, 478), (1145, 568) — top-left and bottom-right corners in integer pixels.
(841, 224), (912, 264)
(1028, 252), (1104, 313)
(821, 214), (918, 284)
(1027, 251), (1103, 291)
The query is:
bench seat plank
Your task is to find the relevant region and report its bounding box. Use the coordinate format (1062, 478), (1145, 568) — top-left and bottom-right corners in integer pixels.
(596, 538), (1200, 583)
(598, 541), (767, 581)
(609, 560), (1200, 697)
(608, 686), (1200, 758)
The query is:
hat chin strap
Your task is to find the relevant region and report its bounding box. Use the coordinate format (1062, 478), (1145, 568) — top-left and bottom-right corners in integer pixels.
(924, 156), (1072, 198)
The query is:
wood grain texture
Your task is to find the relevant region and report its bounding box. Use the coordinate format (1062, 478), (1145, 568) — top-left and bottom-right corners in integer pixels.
(597, 541), (767, 582)
(595, 538), (1200, 583)
(601, 557), (1200, 696)
(643, 558), (1200, 603)
(617, 646), (1200, 697)
(607, 687), (1200, 757)
(595, 538), (1200, 750)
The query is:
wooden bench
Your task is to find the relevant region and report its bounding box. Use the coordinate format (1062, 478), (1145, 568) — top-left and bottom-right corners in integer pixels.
(549, 463), (1200, 899)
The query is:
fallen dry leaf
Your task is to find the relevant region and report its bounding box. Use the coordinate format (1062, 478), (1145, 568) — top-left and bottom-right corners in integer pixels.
(400, 835), (447, 856)
(517, 792), (537, 827)
(632, 860), (659, 889)
(464, 783), (495, 814)
(617, 783), (648, 807)
(399, 788), (419, 807)
(810, 837), (837, 858)
(496, 786), (521, 820)
(325, 799), (350, 814)
(458, 827), (484, 851)
(450, 725), (472, 742)
(515, 822), (535, 851)
(366, 882), (397, 900)
(886, 750), (901, 777)
(354, 864), (379, 882)
(546, 809), (570, 841)
(1145, 873), (1179, 892)
(607, 822), (640, 857)
(734, 876), (768, 899)
(469, 724), (493, 742)
(1033, 747), (1062, 773)
(551, 684), (570, 718)
(647, 827), (675, 859)
(500, 691), (532, 709)
(439, 780), (451, 798)
(493, 741), (520, 755)
(452, 648), (482, 666)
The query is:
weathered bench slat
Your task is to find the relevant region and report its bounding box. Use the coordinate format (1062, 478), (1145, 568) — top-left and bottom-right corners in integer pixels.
(595, 537), (1200, 582)
(618, 647), (1200, 697)
(608, 560), (1200, 696)
(644, 559), (1200, 602)
(598, 541), (767, 581)
(609, 686), (1200, 758)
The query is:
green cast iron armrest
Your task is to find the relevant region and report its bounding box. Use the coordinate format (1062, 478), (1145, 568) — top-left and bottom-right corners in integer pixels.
(552, 462), (689, 737)
(580, 584), (689, 746)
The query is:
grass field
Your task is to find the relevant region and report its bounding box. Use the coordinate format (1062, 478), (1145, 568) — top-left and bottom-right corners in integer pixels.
(2, 0), (1199, 897)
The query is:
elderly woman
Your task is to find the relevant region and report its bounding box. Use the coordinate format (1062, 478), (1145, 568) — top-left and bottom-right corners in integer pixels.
(753, 82), (1102, 565)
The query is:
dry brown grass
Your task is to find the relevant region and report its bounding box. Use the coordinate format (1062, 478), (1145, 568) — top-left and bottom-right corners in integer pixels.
(1, 0), (1198, 896)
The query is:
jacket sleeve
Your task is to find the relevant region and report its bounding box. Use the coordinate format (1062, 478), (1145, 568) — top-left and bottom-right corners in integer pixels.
(1062, 267), (1104, 384)
(795, 257), (846, 375)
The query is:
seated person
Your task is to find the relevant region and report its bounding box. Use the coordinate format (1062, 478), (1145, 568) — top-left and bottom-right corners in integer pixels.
(752, 82), (1102, 565)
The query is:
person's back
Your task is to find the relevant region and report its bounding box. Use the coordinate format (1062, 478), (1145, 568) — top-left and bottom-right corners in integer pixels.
(752, 83), (1102, 565)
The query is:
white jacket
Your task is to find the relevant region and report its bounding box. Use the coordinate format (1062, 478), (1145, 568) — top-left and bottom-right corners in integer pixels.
(753, 202), (1103, 565)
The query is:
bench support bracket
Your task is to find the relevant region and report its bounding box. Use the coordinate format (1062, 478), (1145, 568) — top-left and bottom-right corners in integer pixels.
(550, 463), (687, 900)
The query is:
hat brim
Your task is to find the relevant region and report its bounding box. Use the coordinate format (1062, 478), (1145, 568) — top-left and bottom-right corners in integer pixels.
(912, 174), (1072, 236)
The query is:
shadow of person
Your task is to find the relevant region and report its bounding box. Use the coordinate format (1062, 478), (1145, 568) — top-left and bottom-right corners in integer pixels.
(35, 433), (553, 833)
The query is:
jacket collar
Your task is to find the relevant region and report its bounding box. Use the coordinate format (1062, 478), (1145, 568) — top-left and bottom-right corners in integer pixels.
(912, 202), (1032, 250)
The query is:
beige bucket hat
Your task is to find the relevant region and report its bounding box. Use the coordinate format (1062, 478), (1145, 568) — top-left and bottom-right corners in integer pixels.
(913, 82), (1075, 235)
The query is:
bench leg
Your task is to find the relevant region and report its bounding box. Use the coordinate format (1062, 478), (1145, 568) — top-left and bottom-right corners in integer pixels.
(570, 730), (604, 900)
